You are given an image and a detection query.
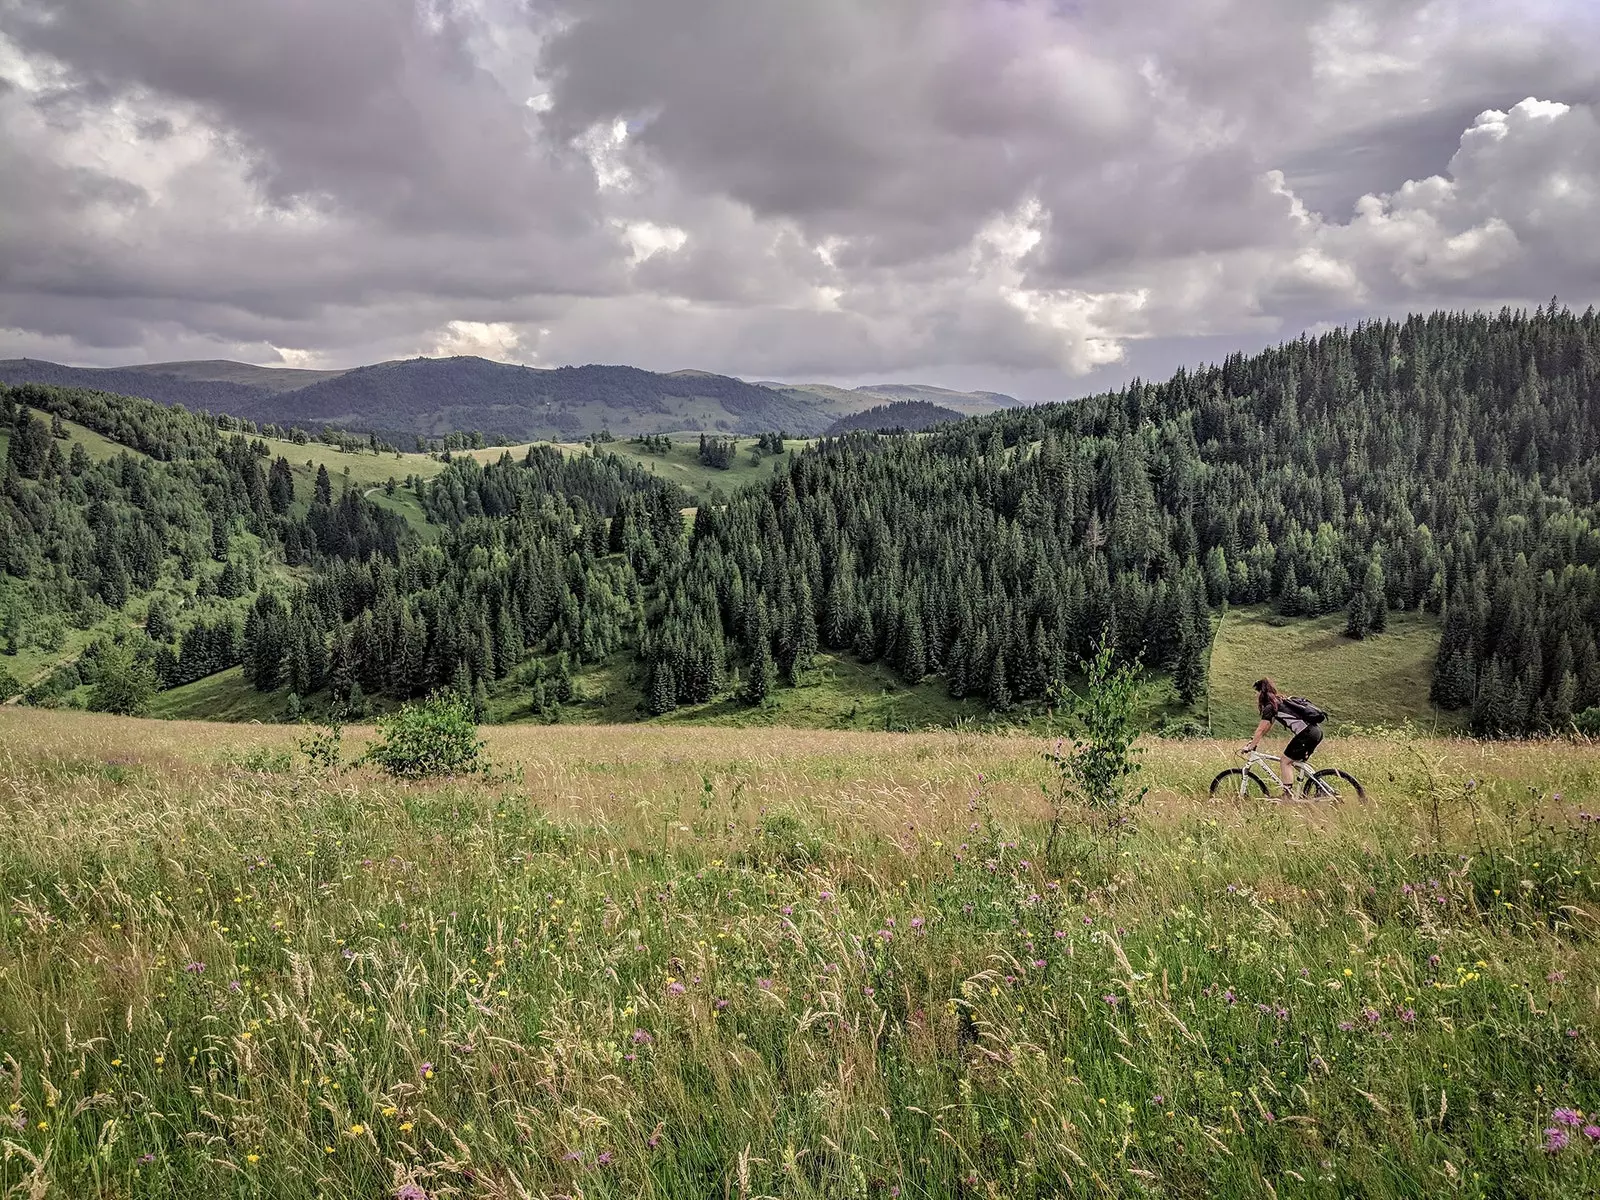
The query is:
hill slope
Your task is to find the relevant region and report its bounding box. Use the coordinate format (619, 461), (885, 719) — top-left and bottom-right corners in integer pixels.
(824, 400), (965, 434)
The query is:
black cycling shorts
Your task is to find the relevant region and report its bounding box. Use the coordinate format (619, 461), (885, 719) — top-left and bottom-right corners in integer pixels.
(1284, 724), (1324, 763)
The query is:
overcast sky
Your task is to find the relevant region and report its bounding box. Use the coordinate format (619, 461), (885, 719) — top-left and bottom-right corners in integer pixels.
(1, 0), (1598, 400)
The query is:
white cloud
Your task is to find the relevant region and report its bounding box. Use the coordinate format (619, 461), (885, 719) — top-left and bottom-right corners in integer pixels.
(0, 1), (1597, 396)
(425, 320), (533, 362)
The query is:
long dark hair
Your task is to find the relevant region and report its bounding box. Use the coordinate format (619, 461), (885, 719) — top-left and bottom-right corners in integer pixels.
(1254, 677), (1281, 716)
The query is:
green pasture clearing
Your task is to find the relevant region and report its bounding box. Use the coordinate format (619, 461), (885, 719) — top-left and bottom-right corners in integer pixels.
(1207, 604), (1455, 738)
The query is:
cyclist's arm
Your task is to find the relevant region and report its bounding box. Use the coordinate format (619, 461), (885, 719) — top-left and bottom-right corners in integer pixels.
(1244, 717), (1272, 750)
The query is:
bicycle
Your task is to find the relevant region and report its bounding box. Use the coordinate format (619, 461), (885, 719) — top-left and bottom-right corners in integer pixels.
(1208, 748), (1366, 802)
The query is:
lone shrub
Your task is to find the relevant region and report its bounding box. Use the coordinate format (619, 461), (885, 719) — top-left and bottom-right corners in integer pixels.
(87, 643), (158, 716)
(1044, 634), (1148, 868)
(296, 711), (346, 775)
(363, 692), (487, 779)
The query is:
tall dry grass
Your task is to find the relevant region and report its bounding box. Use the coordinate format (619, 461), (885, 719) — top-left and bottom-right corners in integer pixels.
(0, 708), (1596, 1198)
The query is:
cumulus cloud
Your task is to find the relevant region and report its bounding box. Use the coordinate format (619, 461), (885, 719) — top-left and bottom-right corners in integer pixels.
(0, 0), (1596, 396)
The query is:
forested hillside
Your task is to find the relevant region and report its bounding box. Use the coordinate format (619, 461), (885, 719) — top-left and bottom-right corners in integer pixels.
(5, 307), (1598, 736)
(641, 305), (1597, 735)
(0, 382), (410, 707)
(824, 400), (965, 435)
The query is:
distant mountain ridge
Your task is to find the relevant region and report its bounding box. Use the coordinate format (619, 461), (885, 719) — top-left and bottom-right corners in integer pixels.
(0, 356), (1023, 441)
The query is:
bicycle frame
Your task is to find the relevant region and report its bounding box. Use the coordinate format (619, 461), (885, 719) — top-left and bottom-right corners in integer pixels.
(1238, 749), (1336, 799)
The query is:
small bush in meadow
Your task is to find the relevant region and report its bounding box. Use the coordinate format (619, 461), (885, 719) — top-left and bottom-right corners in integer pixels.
(363, 691), (487, 779)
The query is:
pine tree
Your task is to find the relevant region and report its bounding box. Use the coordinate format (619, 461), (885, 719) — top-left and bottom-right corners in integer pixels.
(1345, 588), (1371, 639)
(649, 661), (678, 715)
(1174, 617), (1208, 707)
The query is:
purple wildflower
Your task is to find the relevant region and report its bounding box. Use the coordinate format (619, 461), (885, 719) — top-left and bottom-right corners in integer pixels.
(714, 998), (729, 1011)
(596, 1150), (615, 1167)
(631, 1029), (652, 1045)
(1151, 1095), (1164, 1105)
(1223, 989), (1237, 1005)
(1552, 1108), (1583, 1128)
(757, 978), (773, 990)
(419, 1061), (434, 1078)
(1583, 1125), (1600, 1141)
(1548, 971), (1566, 984)
(1544, 1127), (1570, 1153)
(910, 916), (925, 931)
(666, 981), (686, 995)
(184, 961), (205, 974)
(396, 1187), (428, 1200)
(1103, 994), (1120, 1008)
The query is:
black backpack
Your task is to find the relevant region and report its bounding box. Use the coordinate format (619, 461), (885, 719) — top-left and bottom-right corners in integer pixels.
(1280, 696), (1329, 725)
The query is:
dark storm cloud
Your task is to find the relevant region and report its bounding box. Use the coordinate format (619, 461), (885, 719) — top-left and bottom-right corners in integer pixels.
(0, 0), (1597, 390)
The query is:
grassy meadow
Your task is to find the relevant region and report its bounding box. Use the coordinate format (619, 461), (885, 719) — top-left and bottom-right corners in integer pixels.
(1, 708), (1597, 1198)
(1208, 606), (1453, 738)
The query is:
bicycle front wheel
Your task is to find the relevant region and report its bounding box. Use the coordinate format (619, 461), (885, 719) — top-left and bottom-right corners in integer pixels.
(1209, 768), (1270, 799)
(1309, 768), (1365, 803)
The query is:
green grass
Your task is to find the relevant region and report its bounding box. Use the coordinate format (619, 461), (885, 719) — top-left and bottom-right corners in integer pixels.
(0, 709), (1595, 1198)
(1207, 604), (1456, 739)
(0, 414), (150, 466)
(146, 665), (285, 722)
(485, 437), (812, 506)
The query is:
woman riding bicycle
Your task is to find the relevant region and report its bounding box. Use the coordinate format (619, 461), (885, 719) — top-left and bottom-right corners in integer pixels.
(1244, 678), (1324, 792)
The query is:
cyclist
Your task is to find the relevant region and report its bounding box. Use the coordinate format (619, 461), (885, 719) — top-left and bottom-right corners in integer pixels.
(1243, 677), (1325, 792)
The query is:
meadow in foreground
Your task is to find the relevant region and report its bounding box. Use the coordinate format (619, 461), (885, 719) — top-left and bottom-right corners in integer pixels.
(0, 709), (1597, 1198)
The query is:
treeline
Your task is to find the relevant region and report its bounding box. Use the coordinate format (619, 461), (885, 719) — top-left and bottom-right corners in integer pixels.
(236, 450), (688, 711)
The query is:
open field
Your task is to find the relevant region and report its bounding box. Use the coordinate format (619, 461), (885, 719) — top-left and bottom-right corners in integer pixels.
(1209, 605), (1454, 737)
(463, 437), (807, 506)
(1, 707), (1596, 1198)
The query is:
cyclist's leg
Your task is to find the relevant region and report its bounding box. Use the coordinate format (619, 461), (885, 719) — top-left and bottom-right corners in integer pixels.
(1282, 726), (1322, 792)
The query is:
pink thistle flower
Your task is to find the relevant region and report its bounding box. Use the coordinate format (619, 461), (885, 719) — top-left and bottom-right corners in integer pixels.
(631, 1029), (652, 1045)
(184, 961), (206, 974)
(666, 981), (686, 995)
(1582, 1125), (1600, 1141)
(1544, 1127), (1570, 1153)
(1552, 1108), (1582, 1127)
(396, 1186), (428, 1200)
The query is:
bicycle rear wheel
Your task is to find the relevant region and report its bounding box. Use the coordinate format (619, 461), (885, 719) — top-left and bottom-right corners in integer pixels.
(1309, 768), (1365, 802)
(1209, 768), (1270, 799)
